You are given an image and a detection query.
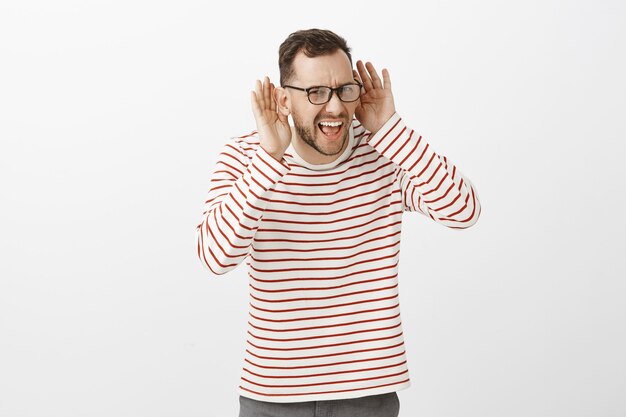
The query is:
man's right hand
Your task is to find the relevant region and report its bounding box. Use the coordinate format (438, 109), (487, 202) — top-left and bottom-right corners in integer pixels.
(250, 76), (292, 161)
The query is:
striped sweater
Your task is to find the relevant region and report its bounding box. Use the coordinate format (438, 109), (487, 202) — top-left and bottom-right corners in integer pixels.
(195, 112), (481, 403)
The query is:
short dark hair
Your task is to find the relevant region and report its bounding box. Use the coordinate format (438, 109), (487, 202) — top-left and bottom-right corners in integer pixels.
(278, 28), (352, 86)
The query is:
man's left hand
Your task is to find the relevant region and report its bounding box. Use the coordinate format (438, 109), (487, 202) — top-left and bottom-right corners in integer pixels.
(353, 60), (396, 136)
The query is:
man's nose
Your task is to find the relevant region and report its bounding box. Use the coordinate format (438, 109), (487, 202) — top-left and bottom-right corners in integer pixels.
(324, 91), (345, 114)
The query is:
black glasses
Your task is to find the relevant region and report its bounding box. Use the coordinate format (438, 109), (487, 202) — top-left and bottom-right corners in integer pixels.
(282, 80), (363, 105)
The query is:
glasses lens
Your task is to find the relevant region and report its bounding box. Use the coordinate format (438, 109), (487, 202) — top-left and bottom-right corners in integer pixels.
(337, 84), (361, 102)
(308, 87), (332, 104)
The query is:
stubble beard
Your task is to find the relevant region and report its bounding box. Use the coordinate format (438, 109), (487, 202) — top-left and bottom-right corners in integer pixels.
(292, 112), (350, 157)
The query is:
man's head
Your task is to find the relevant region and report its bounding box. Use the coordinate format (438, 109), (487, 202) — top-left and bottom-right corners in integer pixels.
(275, 29), (361, 162)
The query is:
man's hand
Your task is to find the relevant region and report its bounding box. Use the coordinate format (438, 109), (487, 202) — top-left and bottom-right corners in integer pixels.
(353, 60), (396, 136)
(251, 76), (292, 161)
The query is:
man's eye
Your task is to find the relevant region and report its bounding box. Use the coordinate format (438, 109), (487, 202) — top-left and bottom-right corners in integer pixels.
(308, 89), (329, 102)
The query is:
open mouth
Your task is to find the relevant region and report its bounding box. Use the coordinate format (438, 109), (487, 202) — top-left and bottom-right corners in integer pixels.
(317, 121), (344, 140)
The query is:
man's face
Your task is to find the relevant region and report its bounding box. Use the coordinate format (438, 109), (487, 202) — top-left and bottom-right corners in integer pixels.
(287, 49), (359, 157)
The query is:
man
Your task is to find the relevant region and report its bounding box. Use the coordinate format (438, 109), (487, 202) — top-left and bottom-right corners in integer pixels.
(196, 29), (481, 416)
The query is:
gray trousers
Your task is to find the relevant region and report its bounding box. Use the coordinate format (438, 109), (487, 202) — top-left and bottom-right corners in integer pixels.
(238, 391), (400, 417)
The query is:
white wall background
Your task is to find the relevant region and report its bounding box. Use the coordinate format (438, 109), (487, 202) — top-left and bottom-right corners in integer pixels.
(1, 0), (625, 416)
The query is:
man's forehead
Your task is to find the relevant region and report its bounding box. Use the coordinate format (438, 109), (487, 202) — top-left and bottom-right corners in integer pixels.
(291, 50), (353, 85)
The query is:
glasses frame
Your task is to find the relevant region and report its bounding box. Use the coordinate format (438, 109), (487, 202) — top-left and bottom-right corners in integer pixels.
(282, 79), (364, 105)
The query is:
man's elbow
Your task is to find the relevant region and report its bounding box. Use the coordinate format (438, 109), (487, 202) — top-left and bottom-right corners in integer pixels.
(195, 229), (240, 276)
(443, 198), (482, 229)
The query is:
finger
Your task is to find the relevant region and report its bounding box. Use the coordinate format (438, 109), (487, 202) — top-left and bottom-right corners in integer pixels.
(263, 76), (271, 109)
(365, 61), (383, 90)
(255, 79), (265, 109)
(356, 60), (373, 91)
(250, 90), (261, 120)
(382, 68), (392, 90)
(356, 60), (372, 90)
(270, 82), (276, 112)
(353, 69), (366, 94)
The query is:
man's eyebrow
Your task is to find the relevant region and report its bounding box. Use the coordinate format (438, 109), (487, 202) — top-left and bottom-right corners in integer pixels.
(305, 80), (357, 87)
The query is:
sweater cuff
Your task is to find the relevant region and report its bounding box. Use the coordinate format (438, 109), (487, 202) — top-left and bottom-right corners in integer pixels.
(365, 112), (438, 182)
(245, 146), (291, 197)
(366, 112), (404, 150)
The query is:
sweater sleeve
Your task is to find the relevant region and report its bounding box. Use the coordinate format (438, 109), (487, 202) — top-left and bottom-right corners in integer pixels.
(366, 112), (481, 229)
(195, 137), (291, 275)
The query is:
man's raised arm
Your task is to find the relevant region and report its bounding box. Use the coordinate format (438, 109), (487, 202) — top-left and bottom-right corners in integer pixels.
(353, 60), (481, 229)
(195, 136), (290, 275)
(366, 112), (481, 229)
(196, 76), (292, 275)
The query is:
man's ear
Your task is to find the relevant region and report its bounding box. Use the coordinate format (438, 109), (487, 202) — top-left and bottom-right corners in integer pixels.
(273, 87), (290, 117)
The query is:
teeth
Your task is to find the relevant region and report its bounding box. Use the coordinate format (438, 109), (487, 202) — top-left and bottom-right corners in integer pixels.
(319, 121), (342, 127)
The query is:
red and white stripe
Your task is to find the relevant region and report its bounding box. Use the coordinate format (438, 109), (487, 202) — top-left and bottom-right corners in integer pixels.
(196, 112), (481, 402)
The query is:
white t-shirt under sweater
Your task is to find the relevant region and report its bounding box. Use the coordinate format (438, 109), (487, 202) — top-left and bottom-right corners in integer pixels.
(196, 112), (481, 403)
